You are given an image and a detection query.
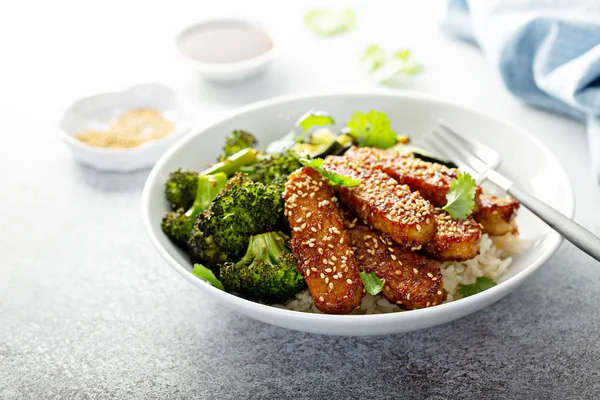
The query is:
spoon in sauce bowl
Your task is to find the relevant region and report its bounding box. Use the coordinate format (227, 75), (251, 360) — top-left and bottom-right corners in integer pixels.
(175, 19), (277, 83)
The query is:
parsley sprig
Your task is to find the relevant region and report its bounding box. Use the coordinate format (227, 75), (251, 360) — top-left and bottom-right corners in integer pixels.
(192, 263), (223, 290)
(459, 277), (496, 298)
(442, 171), (477, 220)
(359, 271), (384, 296)
(346, 110), (397, 149)
(300, 158), (361, 187)
(361, 45), (422, 84)
(304, 9), (356, 37)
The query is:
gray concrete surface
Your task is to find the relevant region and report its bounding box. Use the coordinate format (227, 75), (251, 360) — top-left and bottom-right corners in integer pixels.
(2, 1), (600, 398)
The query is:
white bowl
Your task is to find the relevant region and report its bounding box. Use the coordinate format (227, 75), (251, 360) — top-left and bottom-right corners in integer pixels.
(142, 91), (574, 336)
(59, 83), (189, 172)
(175, 18), (277, 83)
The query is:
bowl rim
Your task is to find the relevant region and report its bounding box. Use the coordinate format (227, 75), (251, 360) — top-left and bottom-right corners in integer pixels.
(141, 90), (574, 323)
(58, 82), (190, 155)
(174, 17), (278, 74)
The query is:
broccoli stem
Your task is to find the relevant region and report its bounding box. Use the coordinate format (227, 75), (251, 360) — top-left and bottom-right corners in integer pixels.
(202, 148), (259, 177)
(240, 232), (288, 266)
(185, 173), (228, 221)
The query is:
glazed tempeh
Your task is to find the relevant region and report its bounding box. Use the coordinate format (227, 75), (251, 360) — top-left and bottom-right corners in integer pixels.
(323, 155), (436, 246)
(421, 208), (482, 261)
(343, 214), (446, 309)
(344, 146), (482, 209)
(474, 195), (519, 236)
(283, 167), (363, 314)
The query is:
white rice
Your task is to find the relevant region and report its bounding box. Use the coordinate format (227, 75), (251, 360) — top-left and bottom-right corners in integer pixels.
(273, 234), (525, 314)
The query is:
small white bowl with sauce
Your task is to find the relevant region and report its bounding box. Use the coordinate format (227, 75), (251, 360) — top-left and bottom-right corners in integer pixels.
(175, 19), (277, 83)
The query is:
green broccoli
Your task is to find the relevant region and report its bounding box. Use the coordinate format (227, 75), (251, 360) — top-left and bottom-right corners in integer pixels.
(240, 149), (302, 186)
(161, 173), (228, 246)
(220, 130), (258, 161)
(165, 148), (259, 210)
(187, 174), (284, 269)
(220, 232), (306, 303)
(165, 169), (198, 210)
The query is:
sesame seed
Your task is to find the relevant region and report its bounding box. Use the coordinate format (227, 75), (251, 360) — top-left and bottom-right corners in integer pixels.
(329, 282), (334, 289)
(311, 227), (317, 232)
(427, 273), (433, 278)
(296, 217), (302, 223)
(311, 267), (317, 272)
(308, 243), (315, 248)
(325, 268), (332, 273)
(306, 212), (312, 218)
(395, 270), (402, 275)
(437, 290), (442, 295)
(306, 269), (311, 276)
(391, 255), (397, 261)
(325, 277), (329, 284)
(322, 259), (328, 264)
(413, 268), (418, 274)
(331, 256), (337, 261)
(319, 296), (324, 302)
(320, 273), (325, 278)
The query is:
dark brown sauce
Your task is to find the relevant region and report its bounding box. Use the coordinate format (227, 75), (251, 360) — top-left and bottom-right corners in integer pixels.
(179, 23), (272, 64)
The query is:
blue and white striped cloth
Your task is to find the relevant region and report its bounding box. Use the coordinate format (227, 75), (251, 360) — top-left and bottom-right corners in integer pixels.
(442, 0), (600, 183)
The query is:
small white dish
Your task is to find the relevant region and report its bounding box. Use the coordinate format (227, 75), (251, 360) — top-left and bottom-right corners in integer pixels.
(175, 18), (277, 83)
(141, 91), (574, 336)
(59, 83), (189, 172)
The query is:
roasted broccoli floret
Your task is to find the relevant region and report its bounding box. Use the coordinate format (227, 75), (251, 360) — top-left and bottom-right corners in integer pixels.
(220, 130), (258, 161)
(240, 149), (302, 185)
(220, 232), (306, 303)
(161, 173), (228, 246)
(164, 149), (259, 210)
(165, 169), (198, 210)
(187, 174), (284, 268)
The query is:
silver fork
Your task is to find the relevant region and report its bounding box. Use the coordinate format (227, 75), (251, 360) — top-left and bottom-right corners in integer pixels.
(423, 122), (600, 262)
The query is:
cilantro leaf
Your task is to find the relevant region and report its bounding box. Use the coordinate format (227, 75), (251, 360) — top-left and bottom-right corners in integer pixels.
(295, 110), (336, 143)
(359, 271), (384, 295)
(192, 263), (224, 290)
(459, 277), (496, 298)
(346, 110), (397, 149)
(299, 158), (361, 187)
(361, 45), (422, 84)
(304, 9), (356, 37)
(361, 44), (387, 71)
(442, 171), (476, 219)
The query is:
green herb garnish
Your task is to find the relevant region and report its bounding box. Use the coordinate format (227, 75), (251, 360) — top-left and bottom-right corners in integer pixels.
(359, 271), (384, 295)
(346, 110), (397, 149)
(361, 44), (387, 71)
(442, 171), (477, 220)
(295, 110), (336, 143)
(192, 263), (224, 290)
(304, 9), (356, 37)
(459, 277), (496, 298)
(361, 45), (422, 84)
(300, 158), (361, 187)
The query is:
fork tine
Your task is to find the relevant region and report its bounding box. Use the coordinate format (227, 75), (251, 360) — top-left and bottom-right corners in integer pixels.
(423, 135), (481, 179)
(438, 121), (501, 169)
(429, 129), (492, 182)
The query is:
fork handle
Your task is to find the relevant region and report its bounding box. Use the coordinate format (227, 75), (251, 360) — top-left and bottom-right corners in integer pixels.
(507, 186), (600, 262)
